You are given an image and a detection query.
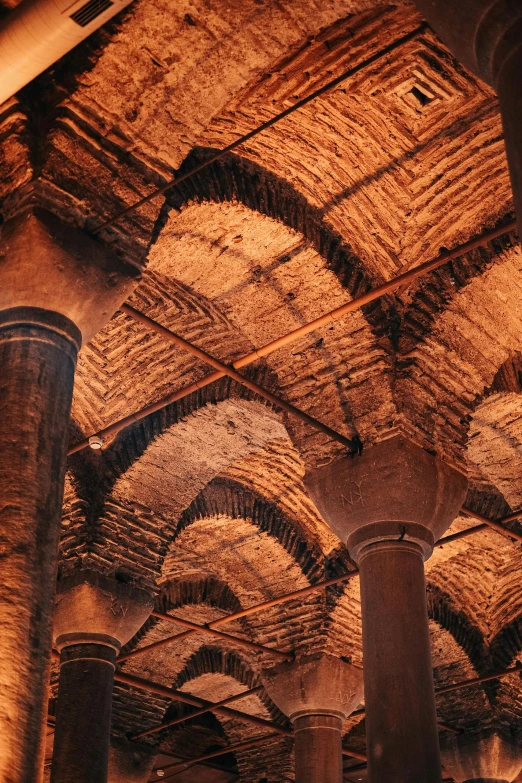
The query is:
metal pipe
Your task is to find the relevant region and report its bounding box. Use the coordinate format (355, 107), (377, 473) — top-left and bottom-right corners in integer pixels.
(119, 612), (293, 662)
(208, 571), (358, 628)
(460, 506), (522, 543)
(113, 670), (367, 762)
(131, 686), (264, 740)
(158, 734), (282, 780)
(114, 670), (292, 736)
(93, 24), (428, 234)
(159, 732), (367, 782)
(437, 524), (488, 546)
(68, 218), (517, 457)
(435, 662), (522, 695)
(120, 303), (358, 451)
(118, 309), (522, 546)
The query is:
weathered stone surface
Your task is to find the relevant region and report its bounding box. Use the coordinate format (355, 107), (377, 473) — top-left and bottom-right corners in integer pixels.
(51, 573), (153, 783)
(359, 540), (442, 782)
(0, 0), (522, 779)
(263, 654), (363, 783)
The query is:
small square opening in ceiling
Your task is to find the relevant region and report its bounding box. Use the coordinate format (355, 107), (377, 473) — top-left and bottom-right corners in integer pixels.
(410, 85), (433, 107)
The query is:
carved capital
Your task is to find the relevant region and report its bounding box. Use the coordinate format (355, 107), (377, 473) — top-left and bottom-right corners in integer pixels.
(305, 435), (467, 561)
(108, 738), (156, 783)
(0, 208), (140, 344)
(53, 570), (153, 652)
(441, 730), (522, 782)
(262, 653), (363, 721)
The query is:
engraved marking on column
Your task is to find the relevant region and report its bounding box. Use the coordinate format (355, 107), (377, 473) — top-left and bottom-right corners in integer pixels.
(340, 481), (364, 509)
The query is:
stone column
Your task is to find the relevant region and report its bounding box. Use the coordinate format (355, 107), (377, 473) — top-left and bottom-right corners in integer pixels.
(441, 729), (522, 783)
(51, 571), (153, 783)
(305, 435), (468, 783)
(412, 1), (522, 231)
(262, 653), (364, 783)
(0, 208), (139, 783)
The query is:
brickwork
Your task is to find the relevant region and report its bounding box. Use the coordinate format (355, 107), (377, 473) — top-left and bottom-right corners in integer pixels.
(1, 0), (522, 779)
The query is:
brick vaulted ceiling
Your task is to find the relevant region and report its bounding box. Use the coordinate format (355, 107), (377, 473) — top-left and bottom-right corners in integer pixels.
(1, 0), (522, 780)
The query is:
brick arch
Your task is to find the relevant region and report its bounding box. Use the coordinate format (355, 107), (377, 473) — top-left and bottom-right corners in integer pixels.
(153, 648), (285, 774)
(398, 221), (517, 354)
(392, 241), (522, 466)
(427, 584), (490, 675)
(173, 646), (281, 723)
(119, 576), (246, 665)
(176, 477), (324, 583)
(148, 197), (397, 460)
(483, 621), (522, 740)
(59, 398), (291, 586)
(156, 147), (392, 338)
(93, 363), (280, 490)
(159, 575), (243, 618)
(490, 618), (522, 670)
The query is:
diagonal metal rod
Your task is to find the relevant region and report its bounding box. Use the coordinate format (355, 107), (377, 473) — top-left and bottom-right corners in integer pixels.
(68, 217), (518, 457)
(119, 610), (293, 662)
(119, 305), (522, 547)
(114, 669), (292, 736)
(159, 732), (362, 781)
(435, 661), (522, 695)
(113, 669), (367, 762)
(131, 685), (264, 740)
(158, 734), (285, 780)
(119, 574), (356, 663)
(120, 302), (357, 450)
(207, 571), (358, 627)
(92, 24), (428, 234)
(459, 506), (522, 542)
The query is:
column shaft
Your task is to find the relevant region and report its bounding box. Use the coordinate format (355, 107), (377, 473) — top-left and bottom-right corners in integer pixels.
(293, 714), (343, 783)
(0, 307), (79, 783)
(51, 643), (117, 783)
(358, 540), (441, 783)
(497, 42), (522, 232)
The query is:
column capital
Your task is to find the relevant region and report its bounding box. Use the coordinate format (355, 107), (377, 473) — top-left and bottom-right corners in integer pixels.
(262, 652), (363, 721)
(53, 570), (153, 653)
(305, 434), (467, 561)
(0, 207), (140, 345)
(441, 730), (522, 783)
(108, 738), (156, 783)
